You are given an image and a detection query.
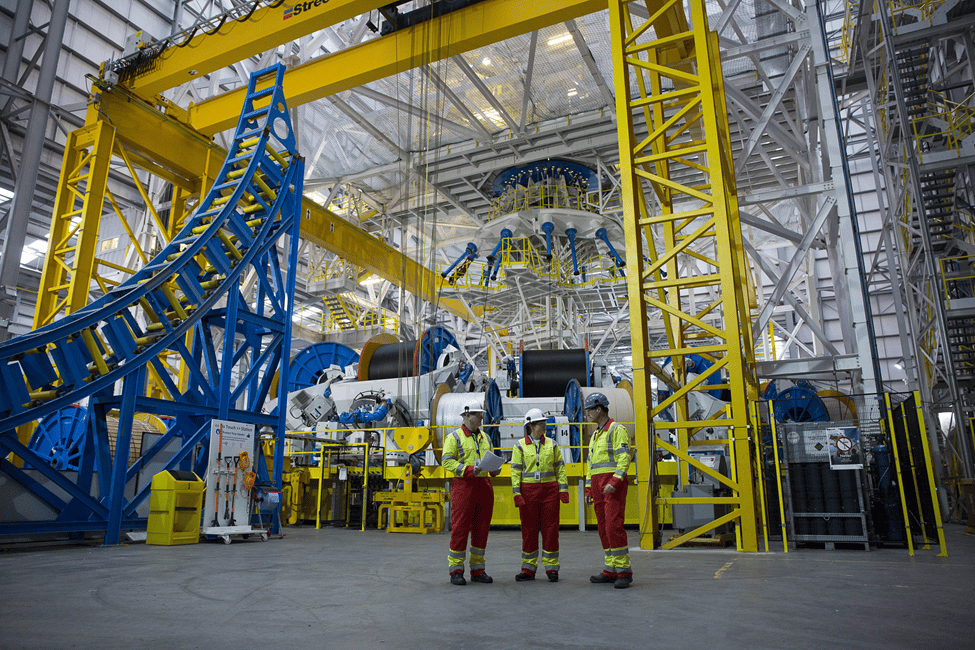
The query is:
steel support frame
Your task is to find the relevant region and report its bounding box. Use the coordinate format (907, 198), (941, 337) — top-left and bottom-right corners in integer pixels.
(856, 3), (973, 480)
(0, 67), (303, 539)
(610, 0), (759, 551)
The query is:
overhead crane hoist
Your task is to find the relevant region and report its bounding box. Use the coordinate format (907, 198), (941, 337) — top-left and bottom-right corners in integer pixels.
(13, 0), (762, 549)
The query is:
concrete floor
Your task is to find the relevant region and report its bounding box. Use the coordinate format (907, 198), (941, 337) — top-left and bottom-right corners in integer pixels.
(0, 525), (973, 650)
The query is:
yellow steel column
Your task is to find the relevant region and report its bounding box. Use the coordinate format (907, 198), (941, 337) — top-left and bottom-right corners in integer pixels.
(35, 121), (116, 327)
(609, 0), (758, 550)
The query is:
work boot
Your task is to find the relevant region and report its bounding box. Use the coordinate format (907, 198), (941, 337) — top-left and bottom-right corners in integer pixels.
(450, 573), (467, 586)
(515, 571), (535, 581)
(590, 572), (616, 584)
(614, 576), (633, 589)
(547, 571), (559, 582)
(470, 572), (493, 583)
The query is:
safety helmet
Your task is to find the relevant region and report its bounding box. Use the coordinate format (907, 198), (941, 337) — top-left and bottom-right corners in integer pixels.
(461, 397), (485, 416)
(524, 408), (547, 425)
(584, 392), (609, 411)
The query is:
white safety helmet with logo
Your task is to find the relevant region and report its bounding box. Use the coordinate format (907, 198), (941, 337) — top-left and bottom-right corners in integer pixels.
(523, 408), (547, 425)
(460, 396), (485, 417)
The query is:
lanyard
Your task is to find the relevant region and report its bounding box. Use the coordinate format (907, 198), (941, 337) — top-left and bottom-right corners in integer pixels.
(529, 436), (542, 480)
(469, 428), (481, 459)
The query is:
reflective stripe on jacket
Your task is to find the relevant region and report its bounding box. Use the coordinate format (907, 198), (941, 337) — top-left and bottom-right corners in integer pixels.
(510, 435), (569, 496)
(584, 420), (630, 489)
(441, 425), (494, 477)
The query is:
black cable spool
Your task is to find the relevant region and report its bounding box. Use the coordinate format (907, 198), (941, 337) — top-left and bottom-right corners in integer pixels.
(521, 349), (588, 398)
(367, 340), (418, 380)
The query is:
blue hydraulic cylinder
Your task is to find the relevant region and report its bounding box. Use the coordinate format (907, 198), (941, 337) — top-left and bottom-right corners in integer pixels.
(337, 400), (391, 425)
(541, 222), (555, 261)
(441, 242), (478, 278)
(490, 228), (513, 281)
(595, 227), (626, 277)
(566, 227), (580, 276)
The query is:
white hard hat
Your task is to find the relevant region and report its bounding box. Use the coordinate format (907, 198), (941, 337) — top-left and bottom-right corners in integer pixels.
(461, 397), (485, 416)
(524, 408), (546, 425)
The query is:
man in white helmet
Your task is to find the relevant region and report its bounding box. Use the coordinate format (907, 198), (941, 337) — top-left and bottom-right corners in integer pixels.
(441, 396), (500, 585)
(511, 408), (569, 582)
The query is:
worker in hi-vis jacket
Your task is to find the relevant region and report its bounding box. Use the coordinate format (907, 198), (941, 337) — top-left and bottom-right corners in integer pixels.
(583, 392), (633, 589)
(511, 408), (569, 582)
(441, 397), (500, 586)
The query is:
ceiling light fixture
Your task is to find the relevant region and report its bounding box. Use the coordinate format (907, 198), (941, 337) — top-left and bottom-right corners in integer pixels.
(547, 33), (572, 46)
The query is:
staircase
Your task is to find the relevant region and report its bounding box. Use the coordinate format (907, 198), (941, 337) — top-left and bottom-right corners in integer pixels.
(895, 45), (930, 122)
(322, 294), (360, 331)
(946, 315), (975, 385)
(918, 170), (957, 250)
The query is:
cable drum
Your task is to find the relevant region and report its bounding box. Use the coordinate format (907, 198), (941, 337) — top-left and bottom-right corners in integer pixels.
(431, 382), (504, 454)
(520, 349), (588, 397)
(366, 340), (418, 380)
(358, 326), (459, 381)
(579, 386), (636, 452)
(433, 392), (476, 460)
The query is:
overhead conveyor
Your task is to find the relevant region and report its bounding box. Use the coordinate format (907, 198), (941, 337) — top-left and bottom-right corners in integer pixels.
(0, 64), (303, 543)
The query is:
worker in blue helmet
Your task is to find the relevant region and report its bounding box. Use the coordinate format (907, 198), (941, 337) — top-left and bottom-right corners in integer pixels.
(583, 391), (633, 589)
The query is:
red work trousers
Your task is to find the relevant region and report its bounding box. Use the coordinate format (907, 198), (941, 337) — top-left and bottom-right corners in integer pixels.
(448, 476), (494, 574)
(591, 472), (630, 574)
(518, 482), (560, 572)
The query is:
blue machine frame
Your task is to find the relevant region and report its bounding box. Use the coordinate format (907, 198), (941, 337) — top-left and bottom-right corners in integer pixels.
(0, 64), (303, 543)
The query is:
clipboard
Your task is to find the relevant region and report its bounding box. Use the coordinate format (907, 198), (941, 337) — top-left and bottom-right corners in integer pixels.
(476, 450), (504, 473)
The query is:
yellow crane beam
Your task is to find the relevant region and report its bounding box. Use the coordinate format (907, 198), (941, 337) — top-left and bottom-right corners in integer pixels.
(57, 82), (475, 323)
(123, 0), (391, 98)
(187, 0), (608, 135)
(299, 197), (482, 321)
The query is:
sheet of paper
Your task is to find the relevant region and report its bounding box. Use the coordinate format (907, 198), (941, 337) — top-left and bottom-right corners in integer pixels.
(476, 450), (504, 473)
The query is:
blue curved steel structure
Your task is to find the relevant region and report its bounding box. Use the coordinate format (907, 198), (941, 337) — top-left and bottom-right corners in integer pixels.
(0, 64), (303, 542)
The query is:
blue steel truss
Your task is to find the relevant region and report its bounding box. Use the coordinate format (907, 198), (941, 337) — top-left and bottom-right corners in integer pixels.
(0, 64), (303, 543)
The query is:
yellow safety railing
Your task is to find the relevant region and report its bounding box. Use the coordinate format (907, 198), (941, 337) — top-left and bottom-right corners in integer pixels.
(912, 91), (975, 161)
(888, 0), (948, 26)
(306, 258), (359, 285)
(838, 0), (857, 65)
(325, 193), (378, 222)
(939, 254), (975, 310)
(438, 236), (626, 290)
(292, 296), (399, 334)
(488, 183), (600, 221)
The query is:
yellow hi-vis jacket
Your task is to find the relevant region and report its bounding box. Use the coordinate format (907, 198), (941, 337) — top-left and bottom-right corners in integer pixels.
(585, 419), (631, 491)
(511, 435), (569, 497)
(442, 425), (495, 478)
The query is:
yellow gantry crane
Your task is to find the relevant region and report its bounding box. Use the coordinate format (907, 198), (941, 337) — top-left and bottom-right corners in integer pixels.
(36, 0), (759, 549)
